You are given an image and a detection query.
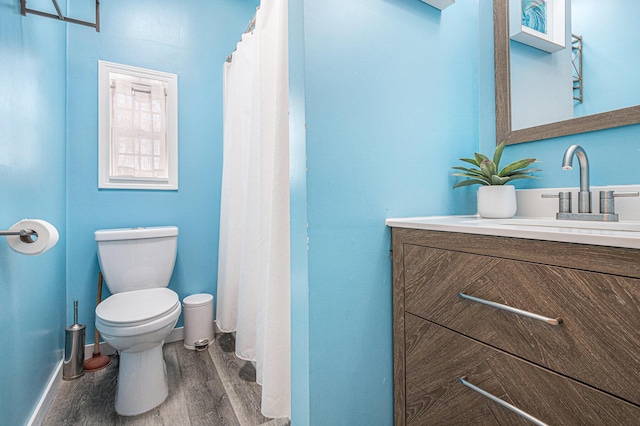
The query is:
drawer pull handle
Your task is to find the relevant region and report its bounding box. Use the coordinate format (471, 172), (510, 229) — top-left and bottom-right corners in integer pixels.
(458, 376), (549, 426)
(457, 293), (562, 326)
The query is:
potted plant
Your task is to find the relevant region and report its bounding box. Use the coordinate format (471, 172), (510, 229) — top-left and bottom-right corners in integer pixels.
(452, 142), (540, 218)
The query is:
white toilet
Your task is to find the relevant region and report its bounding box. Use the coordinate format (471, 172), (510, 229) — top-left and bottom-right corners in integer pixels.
(94, 226), (181, 416)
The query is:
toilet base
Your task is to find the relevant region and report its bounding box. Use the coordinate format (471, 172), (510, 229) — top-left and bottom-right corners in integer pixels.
(115, 344), (169, 416)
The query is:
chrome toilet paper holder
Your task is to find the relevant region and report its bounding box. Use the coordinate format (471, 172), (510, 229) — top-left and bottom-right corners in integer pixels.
(0, 228), (37, 243)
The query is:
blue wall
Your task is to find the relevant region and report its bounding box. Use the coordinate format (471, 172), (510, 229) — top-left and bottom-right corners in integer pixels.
(0, 3), (67, 425)
(3, 0), (640, 424)
(290, 0), (479, 424)
(65, 0), (259, 337)
(288, 0), (311, 423)
(572, 0), (640, 117)
(1, 0), (258, 423)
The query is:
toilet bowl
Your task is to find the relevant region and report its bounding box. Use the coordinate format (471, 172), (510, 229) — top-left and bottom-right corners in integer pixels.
(96, 288), (181, 416)
(94, 226), (180, 416)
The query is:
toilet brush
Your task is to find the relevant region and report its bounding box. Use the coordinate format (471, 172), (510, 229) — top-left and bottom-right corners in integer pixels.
(83, 272), (112, 372)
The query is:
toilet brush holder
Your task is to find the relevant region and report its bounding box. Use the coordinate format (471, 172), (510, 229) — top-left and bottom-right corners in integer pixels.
(63, 300), (86, 380)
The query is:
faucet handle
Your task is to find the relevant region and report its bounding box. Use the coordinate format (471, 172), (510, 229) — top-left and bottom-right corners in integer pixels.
(613, 191), (639, 198)
(541, 192), (572, 214)
(599, 191), (639, 215)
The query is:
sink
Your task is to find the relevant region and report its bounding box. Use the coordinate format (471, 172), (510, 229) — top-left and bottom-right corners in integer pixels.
(386, 214), (640, 249)
(471, 218), (640, 232)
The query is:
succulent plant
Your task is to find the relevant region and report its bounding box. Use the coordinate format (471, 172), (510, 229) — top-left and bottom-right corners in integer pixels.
(452, 142), (540, 188)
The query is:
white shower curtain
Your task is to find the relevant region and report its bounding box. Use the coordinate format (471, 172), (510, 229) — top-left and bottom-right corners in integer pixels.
(217, 0), (290, 419)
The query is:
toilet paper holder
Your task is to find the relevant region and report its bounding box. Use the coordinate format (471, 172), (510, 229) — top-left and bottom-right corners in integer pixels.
(0, 228), (37, 243)
(3, 219), (59, 256)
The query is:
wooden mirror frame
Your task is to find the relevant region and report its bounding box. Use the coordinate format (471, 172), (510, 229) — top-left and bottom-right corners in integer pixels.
(494, 0), (640, 146)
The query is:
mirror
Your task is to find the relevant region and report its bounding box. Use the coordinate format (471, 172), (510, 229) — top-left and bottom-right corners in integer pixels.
(494, 0), (640, 145)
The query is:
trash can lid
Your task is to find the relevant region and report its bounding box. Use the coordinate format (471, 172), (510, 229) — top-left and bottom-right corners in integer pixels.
(183, 293), (213, 307)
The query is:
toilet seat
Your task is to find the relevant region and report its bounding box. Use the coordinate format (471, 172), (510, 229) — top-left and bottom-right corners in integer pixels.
(96, 288), (179, 327)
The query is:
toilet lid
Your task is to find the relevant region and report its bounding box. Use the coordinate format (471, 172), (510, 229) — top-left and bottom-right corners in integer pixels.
(97, 288), (179, 324)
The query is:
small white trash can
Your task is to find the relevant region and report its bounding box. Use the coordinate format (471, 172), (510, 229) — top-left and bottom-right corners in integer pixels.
(182, 293), (215, 351)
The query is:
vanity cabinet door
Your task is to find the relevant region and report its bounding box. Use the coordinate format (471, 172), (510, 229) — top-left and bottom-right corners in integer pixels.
(403, 244), (640, 407)
(405, 314), (640, 425)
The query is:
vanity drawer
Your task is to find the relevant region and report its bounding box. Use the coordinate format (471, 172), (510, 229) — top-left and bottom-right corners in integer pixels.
(403, 244), (640, 407)
(404, 313), (640, 425)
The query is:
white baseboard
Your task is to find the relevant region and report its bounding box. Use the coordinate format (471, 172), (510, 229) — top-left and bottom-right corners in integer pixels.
(27, 359), (63, 426)
(166, 326), (184, 344)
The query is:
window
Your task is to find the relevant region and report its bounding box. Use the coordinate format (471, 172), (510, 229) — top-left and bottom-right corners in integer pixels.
(98, 61), (178, 190)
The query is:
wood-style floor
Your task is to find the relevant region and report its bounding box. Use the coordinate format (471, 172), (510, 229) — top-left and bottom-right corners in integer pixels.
(43, 333), (290, 426)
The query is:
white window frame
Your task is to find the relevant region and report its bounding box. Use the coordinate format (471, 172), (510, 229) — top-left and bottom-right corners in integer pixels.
(98, 60), (178, 190)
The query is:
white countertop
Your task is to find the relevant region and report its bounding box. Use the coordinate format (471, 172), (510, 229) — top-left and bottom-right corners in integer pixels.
(385, 215), (640, 250)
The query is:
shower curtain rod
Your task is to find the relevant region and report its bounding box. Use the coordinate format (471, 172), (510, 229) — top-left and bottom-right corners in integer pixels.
(226, 7), (260, 63)
(245, 15), (257, 34)
(20, 0), (100, 32)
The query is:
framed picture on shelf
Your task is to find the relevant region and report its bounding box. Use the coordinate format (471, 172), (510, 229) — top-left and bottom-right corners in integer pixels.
(510, 0), (566, 53)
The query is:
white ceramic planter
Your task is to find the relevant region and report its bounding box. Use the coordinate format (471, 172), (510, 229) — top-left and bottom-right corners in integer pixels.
(477, 185), (517, 218)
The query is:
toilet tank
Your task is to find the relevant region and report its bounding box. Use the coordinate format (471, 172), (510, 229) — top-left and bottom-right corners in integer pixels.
(95, 226), (178, 294)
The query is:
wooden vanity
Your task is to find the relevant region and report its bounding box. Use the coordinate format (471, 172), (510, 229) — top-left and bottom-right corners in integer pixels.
(390, 226), (640, 425)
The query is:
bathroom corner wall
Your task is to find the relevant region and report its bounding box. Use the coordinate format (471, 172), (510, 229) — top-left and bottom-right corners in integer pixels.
(288, 0), (310, 423)
(65, 0), (259, 341)
(289, 0), (480, 424)
(0, 5), (67, 425)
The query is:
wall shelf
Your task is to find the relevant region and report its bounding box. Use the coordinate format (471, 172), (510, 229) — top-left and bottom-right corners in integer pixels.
(419, 0), (455, 11)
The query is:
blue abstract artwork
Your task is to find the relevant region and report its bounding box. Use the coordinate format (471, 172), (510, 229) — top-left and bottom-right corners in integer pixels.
(522, 0), (548, 34)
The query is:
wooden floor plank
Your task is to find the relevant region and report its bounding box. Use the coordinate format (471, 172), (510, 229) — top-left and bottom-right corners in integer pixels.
(42, 339), (289, 426)
(113, 344), (193, 426)
(208, 333), (270, 426)
(176, 344), (239, 426)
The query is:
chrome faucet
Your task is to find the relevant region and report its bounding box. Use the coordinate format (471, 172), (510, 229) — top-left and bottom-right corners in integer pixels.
(550, 144), (639, 221)
(562, 144), (591, 213)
